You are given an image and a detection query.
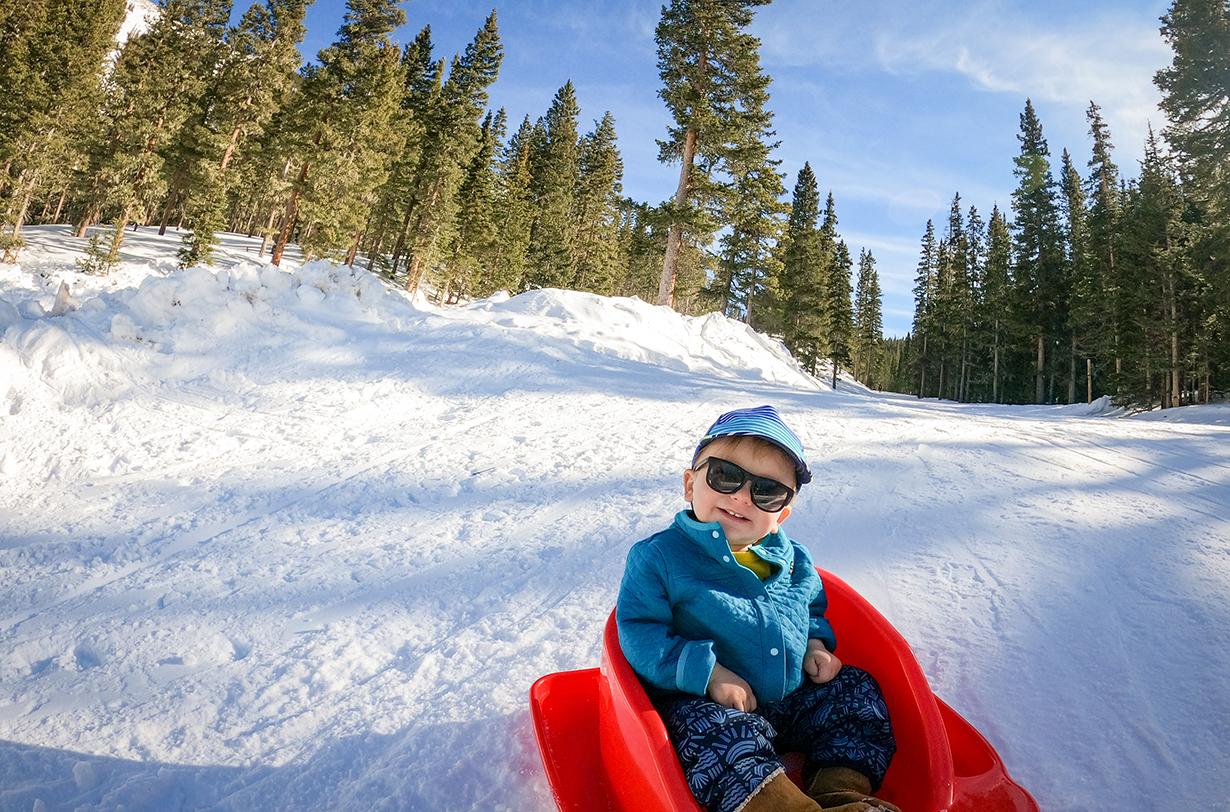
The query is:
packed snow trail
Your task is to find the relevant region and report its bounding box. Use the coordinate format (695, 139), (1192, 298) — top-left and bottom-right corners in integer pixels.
(2, 227), (1230, 811)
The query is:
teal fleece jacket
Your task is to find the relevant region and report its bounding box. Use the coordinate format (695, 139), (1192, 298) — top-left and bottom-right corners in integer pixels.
(616, 510), (836, 704)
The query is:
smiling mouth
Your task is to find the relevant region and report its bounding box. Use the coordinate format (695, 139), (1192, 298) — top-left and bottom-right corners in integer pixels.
(720, 508), (749, 520)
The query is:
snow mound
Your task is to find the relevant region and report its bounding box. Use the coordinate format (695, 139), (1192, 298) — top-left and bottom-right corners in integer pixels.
(454, 287), (819, 388)
(3, 261), (823, 424)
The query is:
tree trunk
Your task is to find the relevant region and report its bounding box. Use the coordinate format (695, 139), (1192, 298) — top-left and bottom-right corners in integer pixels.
(1035, 334), (1045, 404)
(657, 125), (698, 308)
(406, 255), (423, 292)
(993, 320), (1000, 404)
(1068, 335), (1077, 404)
(219, 107), (249, 173)
(76, 209), (97, 238)
(365, 229), (385, 273)
(272, 160), (310, 266)
(109, 202), (134, 262)
(9, 190), (32, 237)
(158, 165), (189, 236)
(345, 224), (364, 267)
(1169, 276), (1180, 408)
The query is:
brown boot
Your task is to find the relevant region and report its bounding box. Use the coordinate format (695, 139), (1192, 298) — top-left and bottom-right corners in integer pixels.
(806, 766), (902, 812)
(741, 772), (823, 812)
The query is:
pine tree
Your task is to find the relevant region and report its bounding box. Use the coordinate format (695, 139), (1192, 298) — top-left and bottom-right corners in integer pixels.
(614, 200), (667, 301)
(523, 81), (582, 290)
(1010, 99), (1067, 403)
(1156, 0), (1230, 233)
(932, 194), (974, 400)
(1155, 0), (1230, 401)
(653, 0), (772, 308)
(1060, 148), (1088, 402)
(177, 0), (308, 266)
(226, 92), (302, 259)
(445, 109), (505, 300)
(273, 0), (409, 266)
(386, 13), (502, 291)
(1116, 128), (1195, 408)
(1082, 102), (1123, 396)
(777, 164), (827, 374)
(912, 220), (939, 397)
(713, 134), (787, 322)
(572, 111), (624, 295)
(363, 26), (441, 275)
(853, 249), (883, 387)
(962, 205), (986, 402)
(76, 0), (232, 264)
(703, 18), (784, 324)
(824, 239), (855, 389)
(488, 114), (536, 292)
(982, 206), (1013, 403)
(271, 0), (405, 265)
(1, 0), (126, 240)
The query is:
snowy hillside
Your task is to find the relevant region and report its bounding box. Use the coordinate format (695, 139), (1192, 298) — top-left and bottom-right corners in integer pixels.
(3, 226), (1230, 812)
(117, 0), (161, 47)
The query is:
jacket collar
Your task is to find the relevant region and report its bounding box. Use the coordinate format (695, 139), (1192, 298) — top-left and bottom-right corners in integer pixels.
(671, 509), (792, 566)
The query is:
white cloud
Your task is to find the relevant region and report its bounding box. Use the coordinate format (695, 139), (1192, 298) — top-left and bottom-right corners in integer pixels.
(875, 9), (1171, 156)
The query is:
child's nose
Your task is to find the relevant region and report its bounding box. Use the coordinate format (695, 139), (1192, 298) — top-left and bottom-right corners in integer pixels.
(730, 481), (755, 501)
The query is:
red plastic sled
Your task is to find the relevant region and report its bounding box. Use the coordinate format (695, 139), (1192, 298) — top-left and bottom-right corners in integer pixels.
(530, 568), (1038, 812)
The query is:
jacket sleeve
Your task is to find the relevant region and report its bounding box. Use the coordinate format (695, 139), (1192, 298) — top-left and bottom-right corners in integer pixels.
(616, 539), (717, 696)
(805, 555), (838, 653)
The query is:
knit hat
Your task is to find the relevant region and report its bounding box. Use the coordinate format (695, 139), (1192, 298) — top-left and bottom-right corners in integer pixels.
(693, 405), (812, 486)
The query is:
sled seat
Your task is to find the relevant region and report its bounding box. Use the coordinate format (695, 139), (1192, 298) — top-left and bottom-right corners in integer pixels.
(531, 568), (1039, 812)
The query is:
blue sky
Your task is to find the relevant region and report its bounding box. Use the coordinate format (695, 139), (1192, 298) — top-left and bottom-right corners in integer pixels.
(297, 0), (1174, 336)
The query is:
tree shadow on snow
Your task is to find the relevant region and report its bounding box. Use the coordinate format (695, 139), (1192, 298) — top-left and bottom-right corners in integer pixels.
(0, 708), (550, 812)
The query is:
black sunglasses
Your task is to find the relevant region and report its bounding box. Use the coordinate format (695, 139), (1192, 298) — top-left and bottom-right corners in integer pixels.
(696, 456), (795, 513)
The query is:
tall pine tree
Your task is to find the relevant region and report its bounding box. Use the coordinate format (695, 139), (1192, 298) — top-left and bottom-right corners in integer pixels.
(777, 164), (827, 374)
(653, 0), (772, 308)
(523, 81), (582, 290)
(386, 13), (502, 291)
(1, 0), (126, 241)
(177, 0), (308, 266)
(853, 249), (883, 388)
(572, 111), (625, 295)
(1009, 100), (1066, 403)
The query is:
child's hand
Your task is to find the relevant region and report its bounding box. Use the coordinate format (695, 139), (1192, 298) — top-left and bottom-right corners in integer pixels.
(804, 638), (842, 684)
(707, 662), (758, 712)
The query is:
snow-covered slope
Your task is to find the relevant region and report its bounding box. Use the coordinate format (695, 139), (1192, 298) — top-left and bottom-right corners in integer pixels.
(3, 226), (1230, 811)
(117, 0), (161, 47)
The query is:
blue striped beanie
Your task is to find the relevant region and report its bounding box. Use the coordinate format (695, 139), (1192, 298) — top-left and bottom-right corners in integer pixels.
(693, 405), (812, 486)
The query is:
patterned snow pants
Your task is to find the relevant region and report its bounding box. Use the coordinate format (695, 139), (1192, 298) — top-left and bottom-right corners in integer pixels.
(655, 666), (896, 812)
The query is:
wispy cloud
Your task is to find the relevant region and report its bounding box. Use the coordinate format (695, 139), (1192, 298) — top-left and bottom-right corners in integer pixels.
(875, 8), (1171, 154)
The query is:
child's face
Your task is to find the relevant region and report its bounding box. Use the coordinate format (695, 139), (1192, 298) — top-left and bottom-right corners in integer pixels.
(684, 437), (795, 551)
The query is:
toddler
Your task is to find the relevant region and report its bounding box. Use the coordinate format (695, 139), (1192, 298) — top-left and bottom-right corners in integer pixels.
(617, 405), (899, 812)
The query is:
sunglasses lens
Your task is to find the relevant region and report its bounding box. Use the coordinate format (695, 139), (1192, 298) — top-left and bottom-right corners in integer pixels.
(703, 458), (794, 513)
(706, 458), (746, 494)
(751, 485), (791, 513)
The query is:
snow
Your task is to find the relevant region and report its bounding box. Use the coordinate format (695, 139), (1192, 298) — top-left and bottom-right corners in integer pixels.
(116, 0), (161, 48)
(3, 225), (1230, 811)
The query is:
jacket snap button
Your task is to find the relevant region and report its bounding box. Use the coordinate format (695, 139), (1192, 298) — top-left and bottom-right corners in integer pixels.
(722, 556), (730, 562)
(770, 648), (779, 656)
(712, 531), (720, 538)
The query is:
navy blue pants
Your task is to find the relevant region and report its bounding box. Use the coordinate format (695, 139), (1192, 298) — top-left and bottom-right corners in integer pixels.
(655, 666), (895, 812)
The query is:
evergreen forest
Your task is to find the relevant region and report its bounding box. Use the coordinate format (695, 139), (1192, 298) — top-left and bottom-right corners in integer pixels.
(1, 0), (1227, 408)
